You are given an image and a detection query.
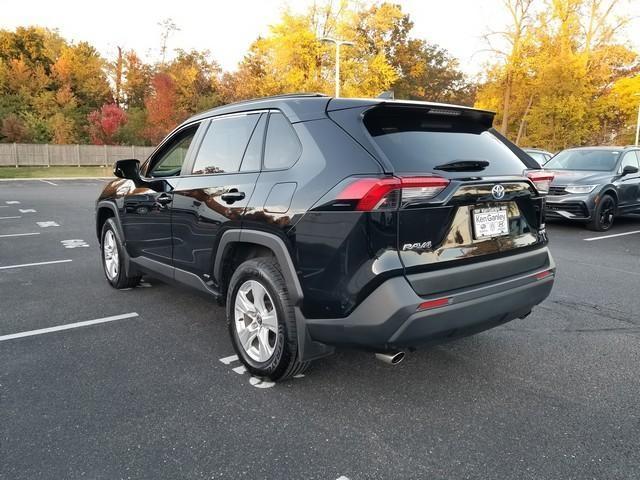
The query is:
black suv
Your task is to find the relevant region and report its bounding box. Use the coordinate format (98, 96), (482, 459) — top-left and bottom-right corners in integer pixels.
(96, 94), (556, 380)
(544, 146), (640, 231)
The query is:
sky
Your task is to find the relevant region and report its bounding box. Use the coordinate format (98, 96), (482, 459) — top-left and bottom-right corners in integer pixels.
(2, 0), (639, 78)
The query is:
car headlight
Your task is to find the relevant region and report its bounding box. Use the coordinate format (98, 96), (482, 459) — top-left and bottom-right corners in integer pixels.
(564, 185), (597, 194)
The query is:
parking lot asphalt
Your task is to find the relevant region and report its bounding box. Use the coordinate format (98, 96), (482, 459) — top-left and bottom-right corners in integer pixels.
(1, 179), (639, 480)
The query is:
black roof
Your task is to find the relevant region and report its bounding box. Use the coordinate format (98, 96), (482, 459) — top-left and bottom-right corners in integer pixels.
(178, 93), (494, 128)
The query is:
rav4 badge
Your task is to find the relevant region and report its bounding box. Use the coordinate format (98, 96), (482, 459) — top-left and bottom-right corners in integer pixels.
(402, 241), (432, 251)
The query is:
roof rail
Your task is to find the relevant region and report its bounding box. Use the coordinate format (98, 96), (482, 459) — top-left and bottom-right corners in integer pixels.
(217, 92), (329, 110)
(261, 92), (328, 99)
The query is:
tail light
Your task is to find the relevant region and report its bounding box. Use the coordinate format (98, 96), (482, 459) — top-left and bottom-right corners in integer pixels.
(525, 170), (554, 195)
(336, 176), (449, 211)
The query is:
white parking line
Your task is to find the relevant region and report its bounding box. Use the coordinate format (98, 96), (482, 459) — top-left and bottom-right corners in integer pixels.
(5, 201), (20, 204)
(0, 312), (139, 342)
(219, 354), (239, 365)
(0, 216), (21, 220)
(584, 230), (640, 241)
(39, 179), (58, 186)
(0, 232), (40, 238)
(0, 259), (72, 270)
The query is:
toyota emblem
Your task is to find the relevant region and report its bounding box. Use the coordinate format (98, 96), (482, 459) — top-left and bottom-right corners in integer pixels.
(491, 184), (505, 200)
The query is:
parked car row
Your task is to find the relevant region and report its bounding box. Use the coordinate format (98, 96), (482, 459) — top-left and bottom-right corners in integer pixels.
(522, 145), (640, 231)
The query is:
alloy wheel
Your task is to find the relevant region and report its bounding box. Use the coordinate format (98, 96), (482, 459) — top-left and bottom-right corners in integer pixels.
(103, 230), (119, 280)
(234, 280), (278, 363)
(599, 197), (615, 230)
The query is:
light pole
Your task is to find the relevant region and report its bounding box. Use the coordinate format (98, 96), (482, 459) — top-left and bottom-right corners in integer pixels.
(634, 93), (640, 146)
(321, 37), (354, 98)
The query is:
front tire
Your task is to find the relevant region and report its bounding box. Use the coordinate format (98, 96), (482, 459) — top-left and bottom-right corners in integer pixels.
(226, 258), (307, 381)
(100, 218), (141, 289)
(587, 194), (616, 231)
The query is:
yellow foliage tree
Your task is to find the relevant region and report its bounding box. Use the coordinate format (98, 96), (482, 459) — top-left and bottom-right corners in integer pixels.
(476, 0), (639, 151)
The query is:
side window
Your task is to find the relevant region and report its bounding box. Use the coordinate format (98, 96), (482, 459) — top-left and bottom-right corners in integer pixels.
(620, 152), (639, 173)
(263, 112), (301, 170)
(192, 114), (260, 175)
(240, 114), (266, 172)
(148, 127), (197, 177)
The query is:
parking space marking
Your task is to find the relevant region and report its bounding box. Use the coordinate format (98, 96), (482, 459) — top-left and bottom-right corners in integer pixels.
(584, 230), (640, 241)
(5, 201), (20, 204)
(0, 232), (40, 238)
(61, 239), (89, 248)
(0, 312), (139, 342)
(219, 354), (239, 365)
(37, 221), (60, 228)
(39, 179), (58, 186)
(0, 216), (21, 220)
(19, 209), (36, 213)
(219, 355), (275, 388)
(249, 377), (276, 389)
(0, 259), (72, 270)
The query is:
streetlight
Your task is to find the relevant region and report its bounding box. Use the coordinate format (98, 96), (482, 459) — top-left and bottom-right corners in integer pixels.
(634, 93), (640, 146)
(321, 37), (354, 98)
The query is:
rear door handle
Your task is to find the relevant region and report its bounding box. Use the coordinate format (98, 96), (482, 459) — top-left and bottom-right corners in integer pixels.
(157, 193), (172, 205)
(221, 191), (245, 204)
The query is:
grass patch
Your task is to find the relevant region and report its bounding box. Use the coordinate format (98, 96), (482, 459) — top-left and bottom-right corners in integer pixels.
(0, 166), (113, 179)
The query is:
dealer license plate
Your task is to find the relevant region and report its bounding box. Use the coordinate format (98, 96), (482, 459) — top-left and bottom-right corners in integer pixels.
(473, 206), (509, 239)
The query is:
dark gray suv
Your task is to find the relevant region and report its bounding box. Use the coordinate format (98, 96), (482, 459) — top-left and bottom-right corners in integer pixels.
(544, 146), (640, 231)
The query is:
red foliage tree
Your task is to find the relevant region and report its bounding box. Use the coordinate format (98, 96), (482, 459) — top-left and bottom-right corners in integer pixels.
(87, 103), (128, 144)
(143, 72), (183, 144)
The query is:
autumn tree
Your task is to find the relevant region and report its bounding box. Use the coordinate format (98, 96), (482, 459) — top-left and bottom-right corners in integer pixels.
(122, 50), (152, 109)
(144, 72), (184, 144)
(87, 103), (128, 144)
(164, 49), (222, 114)
(476, 0), (638, 150)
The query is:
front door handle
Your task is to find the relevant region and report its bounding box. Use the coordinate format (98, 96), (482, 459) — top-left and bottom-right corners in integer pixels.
(157, 193), (172, 205)
(221, 190), (246, 204)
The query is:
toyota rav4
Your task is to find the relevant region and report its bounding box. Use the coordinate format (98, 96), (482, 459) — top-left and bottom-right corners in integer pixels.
(96, 94), (556, 381)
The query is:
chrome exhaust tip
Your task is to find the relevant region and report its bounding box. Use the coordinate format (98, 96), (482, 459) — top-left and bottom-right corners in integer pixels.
(375, 351), (405, 365)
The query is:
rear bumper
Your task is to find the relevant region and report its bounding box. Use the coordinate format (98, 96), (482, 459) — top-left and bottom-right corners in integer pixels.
(305, 248), (555, 350)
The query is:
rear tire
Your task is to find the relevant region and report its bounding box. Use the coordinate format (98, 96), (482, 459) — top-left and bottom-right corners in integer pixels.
(226, 258), (308, 381)
(587, 194), (616, 231)
(100, 218), (141, 289)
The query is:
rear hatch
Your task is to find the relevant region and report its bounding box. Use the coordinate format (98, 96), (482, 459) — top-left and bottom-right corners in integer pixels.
(328, 101), (549, 295)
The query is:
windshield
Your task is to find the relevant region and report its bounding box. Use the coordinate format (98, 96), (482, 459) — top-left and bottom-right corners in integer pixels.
(545, 149), (619, 171)
(526, 151), (547, 165)
(364, 107), (527, 175)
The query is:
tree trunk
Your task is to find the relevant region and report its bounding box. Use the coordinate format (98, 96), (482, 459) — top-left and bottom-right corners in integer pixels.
(115, 46), (123, 107)
(500, 73), (512, 135)
(515, 94), (534, 145)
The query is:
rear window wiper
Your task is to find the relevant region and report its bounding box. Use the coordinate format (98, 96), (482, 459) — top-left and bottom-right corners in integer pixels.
(434, 160), (490, 171)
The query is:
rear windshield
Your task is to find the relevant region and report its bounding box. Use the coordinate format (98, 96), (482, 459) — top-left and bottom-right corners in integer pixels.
(364, 107), (527, 175)
(544, 149), (619, 171)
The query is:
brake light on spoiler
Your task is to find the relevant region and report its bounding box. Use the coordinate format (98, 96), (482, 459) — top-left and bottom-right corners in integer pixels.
(525, 170), (554, 195)
(337, 176), (450, 211)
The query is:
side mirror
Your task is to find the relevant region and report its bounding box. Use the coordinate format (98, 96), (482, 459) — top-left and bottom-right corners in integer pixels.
(622, 165), (639, 176)
(114, 159), (140, 180)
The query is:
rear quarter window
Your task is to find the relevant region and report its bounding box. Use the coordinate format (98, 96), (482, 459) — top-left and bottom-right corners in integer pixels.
(263, 112), (301, 170)
(364, 107), (527, 175)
